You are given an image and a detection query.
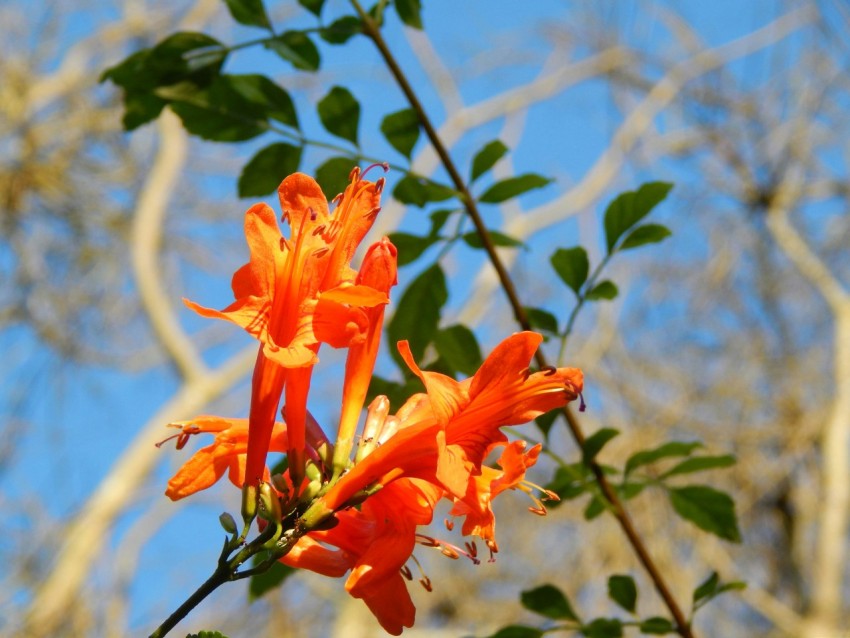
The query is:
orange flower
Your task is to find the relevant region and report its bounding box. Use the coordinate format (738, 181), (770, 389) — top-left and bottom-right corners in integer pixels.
(183, 168), (390, 487)
(398, 331), (583, 496)
(162, 416), (288, 500)
(448, 440), (544, 552)
(284, 478), (442, 635)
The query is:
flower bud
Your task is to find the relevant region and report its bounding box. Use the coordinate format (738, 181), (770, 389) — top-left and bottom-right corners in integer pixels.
(218, 512), (238, 535)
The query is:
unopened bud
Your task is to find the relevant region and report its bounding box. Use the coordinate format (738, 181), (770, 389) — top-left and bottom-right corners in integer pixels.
(218, 512), (238, 535)
(258, 482), (282, 523)
(305, 459), (323, 483)
(241, 484), (258, 525)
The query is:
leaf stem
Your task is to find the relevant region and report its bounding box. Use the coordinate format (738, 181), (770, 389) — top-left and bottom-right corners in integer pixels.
(351, 5), (694, 637)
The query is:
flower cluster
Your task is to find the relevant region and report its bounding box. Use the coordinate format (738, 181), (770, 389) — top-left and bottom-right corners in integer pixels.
(162, 167), (583, 635)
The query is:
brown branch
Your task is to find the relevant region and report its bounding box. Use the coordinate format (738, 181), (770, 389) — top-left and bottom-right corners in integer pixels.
(350, 2), (694, 636)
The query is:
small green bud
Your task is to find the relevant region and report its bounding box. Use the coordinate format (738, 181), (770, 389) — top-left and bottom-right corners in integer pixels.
(241, 483), (258, 524)
(218, 512), (238, 535)
(258, 481), (282, 522)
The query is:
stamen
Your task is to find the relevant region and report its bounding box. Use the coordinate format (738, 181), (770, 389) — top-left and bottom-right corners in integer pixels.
(307, 206), (317, 222)
(419, 576), (433, 593)
(311, 224), (326, 236)
(521, 367), (531, 382)
(444, 518), (455, 532)
(375, 177), (385, 194)
(400, 565), (413, 581)
(579, 391), (586, 412)
(440, 546), (459, 560)
(348, 166), (361, 182)
(542, 365), (558, 376)
(366, 206), (381, 219)
(155, 423), (201, 449)
(465, 541), (478, 559)
(416, 534), (480, 565)
(361, 162), (390, 179)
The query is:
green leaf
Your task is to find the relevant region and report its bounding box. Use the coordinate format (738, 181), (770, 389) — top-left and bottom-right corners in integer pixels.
(607, 575), (637, 613)
(392, 175), (457, 207)
(387, 264), (447, 368)
(380, 108), (420, 159)
(581, 618), (623, 638)
(266, 31), (321, 71)
(101, 32), (227, 130)
(619, 223), (672, 250)
(318, 86), (359, 144)
(692, 572), (746, 612)
(619, 481), (646, 501)
(470, 140), (508, 182)
(314, 157), (355, 198)
(585, 280), (618, 301)
(248, 559), (295, 601)
(320, 16), (363, 44)
(524, 306), (559, 334)
(219, 74), (298, 129)
(604, 182), (673, 253)
(434, 324), (482, 376)
(223, 0), (272, 30)
(639, 617), (676, 634)
(546, 463), (593, 503)
(238, 143), (302, 197)
(387, 232), (438, 266)
(428, 209), (454, 237)
(483, 627), (544, 638)
(479, 174), (552, 203)
(660, 455), (736, 479)
(582, 428), (619, 465)
(366, 375), (422, 410)
(535, 410), (559, 439)
(669, 486), (741, 542)
(461, 230), (524, 250)
(520, 584), (579, 621)
(624, 441), (704, 476)
(551, 247), (589, 296)
(394, 0), (423, 28)
(186, 632), (230, 638)
(584, 495), (606, 520)
(298, 0), (325, 15)
(163, 76), (269, 141)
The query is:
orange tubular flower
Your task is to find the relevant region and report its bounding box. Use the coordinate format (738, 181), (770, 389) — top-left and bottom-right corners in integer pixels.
(182, 168), (389, 488)
(162, 416), (288, 501)
(284, 478), (442, 635)
(398, 331), (583, 497)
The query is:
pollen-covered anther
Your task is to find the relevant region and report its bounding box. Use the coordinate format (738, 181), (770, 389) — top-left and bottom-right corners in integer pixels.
(528, 505), (548, 516)
(440, 546), (460, 560)
(279, 237), (291, 252)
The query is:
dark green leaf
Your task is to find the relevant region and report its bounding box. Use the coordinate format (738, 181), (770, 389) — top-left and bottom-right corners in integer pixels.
(387, 264), (447, 367)
(619, 481), (646, 500)
(520, 584), (579, 621)
(669, 486), (741, 542)
(546, 463), (593, 503)
(551, 247), (589, 296)
(479, 174), (552, 203)
(366, 375), (422, 409)
(434, 324), (482, 376)
(318, 86), (359, 144)
(470, 139), (508, 182)
(223, 0), (272, 29)
(639, 617), (676, 634)
(238, 143), (302, 197)
(392, 175), (457, 207)
(315, 157), (355, 198)
(584, 495), (606, 520)
(692, 572), (719, 605)
(585, 280), (618, 301)
(582, 428), (620, 465)
(218, 74), (298, 128)
(394, 0), (423, 28)
(380, 109), (420, 159)
(387, 232), (438, 266)
(320, 16), (363, 44)
(535, 410), (559, 439)
(187, 632), (230, 638)
(163, 75), (270, 141)
(462, 230), (524, 250)
(607, 575), (637, 613)
(101, 32), (226, 130)
(428, 209), (454, 237)
(581, 618), (623, 638)
(298, 0), (325, 15)
(248, 559), (295, 601)
(619, 223), (672, 250)
(624, 441), (704, 476)
(266, 31), (320, 71)
(661, 455), (736, 479)
(483, 627), (544, 638)
(524, 306), (559, 334)
(604, 182), (673, 253)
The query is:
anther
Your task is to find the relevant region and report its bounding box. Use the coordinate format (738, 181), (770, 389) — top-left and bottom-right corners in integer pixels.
(542, 365), (558, 376)
(348, 166), (361, 182)
(400, 565), (413, 581)
(307, 206), (317, 222)
(465, 541), (478, 559)
(419, 576), (433, 593)
(444, 518), (455, 531)
(441, 547), (460, 560)
(375, 177), (385, 194)
(521, 367), (531, 382)
(528, 505), (548, 516)
(579, 391), (587, 412)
